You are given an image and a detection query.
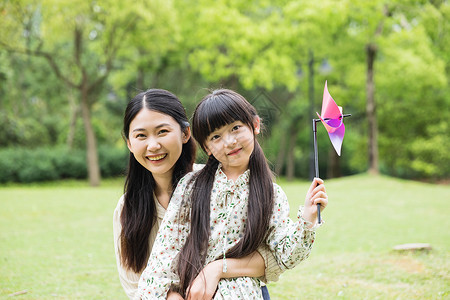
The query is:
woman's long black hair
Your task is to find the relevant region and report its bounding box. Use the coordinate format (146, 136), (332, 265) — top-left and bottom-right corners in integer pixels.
(177, 89), (274, 296)
(120, 89), (196, 273)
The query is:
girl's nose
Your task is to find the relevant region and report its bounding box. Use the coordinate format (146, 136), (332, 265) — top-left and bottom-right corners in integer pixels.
(223, 134), (237, 148)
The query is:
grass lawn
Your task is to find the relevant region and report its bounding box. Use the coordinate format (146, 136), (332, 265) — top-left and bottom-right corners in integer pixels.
(1, 174), (449, 299)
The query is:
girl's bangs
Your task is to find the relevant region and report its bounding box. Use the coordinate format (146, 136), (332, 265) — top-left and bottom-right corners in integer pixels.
(196, 94), (253, 141)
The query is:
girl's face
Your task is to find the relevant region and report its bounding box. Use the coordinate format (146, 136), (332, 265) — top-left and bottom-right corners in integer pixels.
(204, 118), (260, 179)
(127, 108), (190, 179)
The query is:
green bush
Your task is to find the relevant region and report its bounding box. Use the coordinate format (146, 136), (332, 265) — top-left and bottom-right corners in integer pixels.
(0, 145), (128, 183)
(0, 148), (19, 183)
(409, 122), (450, 179)
(98, 145), (128, 177)
(18, 154), (59, 183)
(380, 121), (449, 180)
(52, 148), (87, 179)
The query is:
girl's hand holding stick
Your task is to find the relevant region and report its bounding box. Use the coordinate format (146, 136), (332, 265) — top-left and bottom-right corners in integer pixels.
(302, 178), (328, 227)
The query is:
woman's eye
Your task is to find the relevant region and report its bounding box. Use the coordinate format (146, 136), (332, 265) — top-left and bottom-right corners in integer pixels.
(158, 129), (169, 135)
(136, 133), (146, 138)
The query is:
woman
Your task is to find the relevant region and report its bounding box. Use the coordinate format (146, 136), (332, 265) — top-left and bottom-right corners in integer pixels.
(113, 89), (282, 299)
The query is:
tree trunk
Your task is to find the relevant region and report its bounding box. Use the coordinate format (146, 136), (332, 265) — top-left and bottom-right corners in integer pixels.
(327, 148), (341, 178)
(274, 128), (287, 176)
(286, 117), (300, 181)
(66, 90), (78, 150)
(366, 43), (379, 174)
(308, 49), (315, 179)
(80, 86), (101, 186)
(75, 25), (101, 186)
(286, 128), (296, 181)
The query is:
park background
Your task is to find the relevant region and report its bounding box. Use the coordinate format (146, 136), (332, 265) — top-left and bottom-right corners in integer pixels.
(1, 0), (449, 299)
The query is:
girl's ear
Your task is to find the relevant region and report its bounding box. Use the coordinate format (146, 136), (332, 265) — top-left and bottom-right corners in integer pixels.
(253, 116), (261, 135)
(182, 127), (191, 144)
(204, 145), (212, 156)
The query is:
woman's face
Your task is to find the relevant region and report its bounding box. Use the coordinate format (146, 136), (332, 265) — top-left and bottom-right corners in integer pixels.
(127, 108), (190, 179)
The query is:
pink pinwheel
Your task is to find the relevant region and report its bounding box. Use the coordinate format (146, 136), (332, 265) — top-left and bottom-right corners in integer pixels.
(316, 81), (345, 156)
(312, 81), (350, 224)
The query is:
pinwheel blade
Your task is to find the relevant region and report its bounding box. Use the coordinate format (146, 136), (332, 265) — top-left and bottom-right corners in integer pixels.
(316, 81), (345, 156)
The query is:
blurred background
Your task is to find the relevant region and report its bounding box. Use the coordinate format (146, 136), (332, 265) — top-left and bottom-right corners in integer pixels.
(1, 1), (449, 299)
(0, 0), (449, 186)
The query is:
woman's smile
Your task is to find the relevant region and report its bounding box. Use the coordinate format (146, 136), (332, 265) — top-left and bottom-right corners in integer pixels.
(147, 153), (167, 161)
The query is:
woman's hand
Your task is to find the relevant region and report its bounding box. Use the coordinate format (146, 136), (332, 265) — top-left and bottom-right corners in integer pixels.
(186, 260), (221, 300)
(302, 178), (328, 226)
(167, 290), (184, 300)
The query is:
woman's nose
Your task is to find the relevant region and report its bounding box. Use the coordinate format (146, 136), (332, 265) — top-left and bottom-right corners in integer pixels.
(147, 137), (161, 151)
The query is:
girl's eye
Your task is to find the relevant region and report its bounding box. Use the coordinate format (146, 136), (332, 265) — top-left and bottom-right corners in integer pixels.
(211, 134), (220, 141)
(232, 125), (241, 131)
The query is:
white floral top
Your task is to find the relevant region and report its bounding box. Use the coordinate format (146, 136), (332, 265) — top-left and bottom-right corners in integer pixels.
(136, 165), (316, 300)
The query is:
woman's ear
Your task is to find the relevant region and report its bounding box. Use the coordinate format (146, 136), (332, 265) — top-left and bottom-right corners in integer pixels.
(182, 127), (191, 144)
(126, 139), (133, 153)
(253, 116), (261, 135)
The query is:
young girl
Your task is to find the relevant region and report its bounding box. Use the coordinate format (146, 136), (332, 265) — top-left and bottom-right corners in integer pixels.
(136, 89), (328, 299)
(114, 89), (282, 299)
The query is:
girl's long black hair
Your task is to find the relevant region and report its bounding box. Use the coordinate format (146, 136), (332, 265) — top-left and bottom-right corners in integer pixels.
(177, 89), (274, 296)
(120, 89), (196, 273)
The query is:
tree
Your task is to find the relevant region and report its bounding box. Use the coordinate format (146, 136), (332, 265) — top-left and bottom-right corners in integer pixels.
(340, 0), (389, 174)
(376, 1), (448, 179)
(0, 0), (173, 185)
(178, 0), (341, 178)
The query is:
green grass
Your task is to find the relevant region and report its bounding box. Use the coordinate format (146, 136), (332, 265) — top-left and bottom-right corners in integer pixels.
(0, 175), (449, 299)
(271, 174), (450, 299)
(0, 178), (125, 299)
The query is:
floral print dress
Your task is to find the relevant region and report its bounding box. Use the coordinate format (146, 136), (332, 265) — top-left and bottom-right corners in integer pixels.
(136, 165), (316, 300)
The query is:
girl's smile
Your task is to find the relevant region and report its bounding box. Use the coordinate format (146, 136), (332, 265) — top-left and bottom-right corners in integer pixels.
(227, 148), (242, 156)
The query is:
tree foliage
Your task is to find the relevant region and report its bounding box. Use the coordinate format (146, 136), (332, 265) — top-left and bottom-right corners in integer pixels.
(0, 0), (448, 183)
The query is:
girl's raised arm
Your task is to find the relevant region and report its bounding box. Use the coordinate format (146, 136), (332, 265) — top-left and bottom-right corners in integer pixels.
(265, 184), (320, 270)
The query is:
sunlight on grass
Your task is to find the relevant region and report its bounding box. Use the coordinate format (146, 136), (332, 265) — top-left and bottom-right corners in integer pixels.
(0, 174), (449, 299)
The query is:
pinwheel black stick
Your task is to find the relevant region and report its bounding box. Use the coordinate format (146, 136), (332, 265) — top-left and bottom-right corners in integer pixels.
(312, 114), (351, 224)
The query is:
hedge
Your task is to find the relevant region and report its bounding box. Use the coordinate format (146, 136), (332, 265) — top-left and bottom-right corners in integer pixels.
(0, 146), (128, 183)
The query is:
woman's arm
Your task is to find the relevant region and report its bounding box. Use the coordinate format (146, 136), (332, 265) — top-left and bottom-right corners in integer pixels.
(256, 244), (284, 283)
(186, 252), (265, 300)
